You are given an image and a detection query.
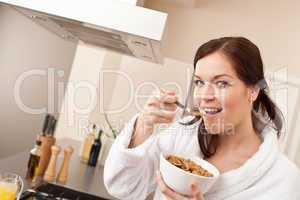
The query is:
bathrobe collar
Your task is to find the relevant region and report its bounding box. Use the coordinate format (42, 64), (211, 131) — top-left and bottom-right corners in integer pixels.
(204, 124), (279, 200)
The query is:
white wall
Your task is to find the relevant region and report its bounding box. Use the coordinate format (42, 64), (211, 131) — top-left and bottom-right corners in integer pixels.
(0, 5), (77, 158)
(147, 0), (300, 76)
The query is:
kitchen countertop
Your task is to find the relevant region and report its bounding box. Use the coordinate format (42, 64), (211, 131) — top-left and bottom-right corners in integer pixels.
(0, 138), (117, 200)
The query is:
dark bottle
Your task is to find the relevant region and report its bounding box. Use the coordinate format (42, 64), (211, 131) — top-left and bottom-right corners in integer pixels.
(88, 129), (103, 167)
(26, 139), (42, 180)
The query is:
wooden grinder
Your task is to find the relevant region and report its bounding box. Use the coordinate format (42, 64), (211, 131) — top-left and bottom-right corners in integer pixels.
(43, 145), (61, 182)
(57, 146), (74, 184)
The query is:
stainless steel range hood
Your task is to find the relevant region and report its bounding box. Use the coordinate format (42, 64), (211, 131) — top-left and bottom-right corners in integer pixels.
(0, 0), (168, 63)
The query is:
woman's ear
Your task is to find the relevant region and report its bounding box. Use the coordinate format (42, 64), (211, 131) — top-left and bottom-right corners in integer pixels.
(248, 87), (259, 103)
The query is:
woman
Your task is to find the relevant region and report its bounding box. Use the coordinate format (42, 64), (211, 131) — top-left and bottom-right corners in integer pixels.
(104, 37), (300, 200)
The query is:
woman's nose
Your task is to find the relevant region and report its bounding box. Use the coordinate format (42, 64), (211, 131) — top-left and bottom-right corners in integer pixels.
(195, 84), (216, 100)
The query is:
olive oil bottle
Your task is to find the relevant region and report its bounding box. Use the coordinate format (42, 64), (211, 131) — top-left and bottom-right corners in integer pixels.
(80, 124), (96, 163)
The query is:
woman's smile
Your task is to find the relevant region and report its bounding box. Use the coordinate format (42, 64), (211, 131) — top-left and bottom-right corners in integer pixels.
(199, 107), (223, 117)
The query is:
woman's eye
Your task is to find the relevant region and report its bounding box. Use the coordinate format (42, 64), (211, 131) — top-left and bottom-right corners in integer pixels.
(216, 81), (229, 88)
(194, 80), (204, 87)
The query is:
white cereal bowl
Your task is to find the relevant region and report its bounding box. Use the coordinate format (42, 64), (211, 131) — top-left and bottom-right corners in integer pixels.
(159, 153), (220, 196)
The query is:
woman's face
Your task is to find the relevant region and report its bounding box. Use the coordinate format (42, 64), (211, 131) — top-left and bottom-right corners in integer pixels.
(193, 52), (253, 134)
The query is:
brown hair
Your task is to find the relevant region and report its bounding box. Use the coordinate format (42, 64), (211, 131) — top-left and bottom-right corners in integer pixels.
(188, 37), (284, 158)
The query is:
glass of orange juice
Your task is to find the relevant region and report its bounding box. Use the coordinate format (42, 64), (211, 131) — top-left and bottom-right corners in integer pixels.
(0, 173), (23, 200)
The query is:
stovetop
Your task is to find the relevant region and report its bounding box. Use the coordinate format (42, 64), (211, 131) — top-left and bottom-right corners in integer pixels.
(20, 183), (112, 200)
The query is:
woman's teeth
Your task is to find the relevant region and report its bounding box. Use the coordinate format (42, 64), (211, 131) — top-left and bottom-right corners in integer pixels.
(201, 108), (222, 115)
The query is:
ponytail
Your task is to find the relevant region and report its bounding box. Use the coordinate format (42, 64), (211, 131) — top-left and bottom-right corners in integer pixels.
(253, 89), (283, 138)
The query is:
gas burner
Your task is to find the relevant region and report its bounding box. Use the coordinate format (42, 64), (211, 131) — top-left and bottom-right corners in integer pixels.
(20, 183), (111, 200)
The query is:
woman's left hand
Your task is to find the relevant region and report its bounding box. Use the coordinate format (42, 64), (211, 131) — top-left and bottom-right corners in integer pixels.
(156, 171), (205, 200)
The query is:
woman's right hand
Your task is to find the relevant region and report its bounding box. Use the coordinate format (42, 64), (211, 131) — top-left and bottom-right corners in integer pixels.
(129, 89), (178, 148)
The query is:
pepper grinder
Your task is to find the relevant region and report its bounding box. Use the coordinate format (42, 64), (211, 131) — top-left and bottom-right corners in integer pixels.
(43, 145), (61, 182)
(57, 146), (74, 184)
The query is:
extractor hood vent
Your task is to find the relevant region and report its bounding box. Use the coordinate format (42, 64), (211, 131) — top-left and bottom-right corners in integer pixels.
(0, 0), (167, 63)
(50, 17), (134, 56)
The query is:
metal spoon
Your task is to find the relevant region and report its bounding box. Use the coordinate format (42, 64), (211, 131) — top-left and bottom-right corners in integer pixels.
(159, 83), (201, 116)
(175, 101), (202, 117)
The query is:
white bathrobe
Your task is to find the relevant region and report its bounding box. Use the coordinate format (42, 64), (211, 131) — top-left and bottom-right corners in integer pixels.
(104, 115), (300, 200)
